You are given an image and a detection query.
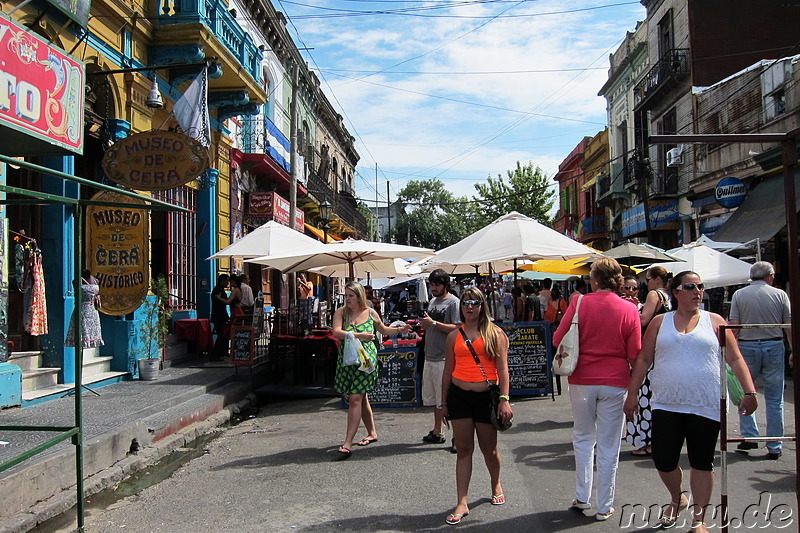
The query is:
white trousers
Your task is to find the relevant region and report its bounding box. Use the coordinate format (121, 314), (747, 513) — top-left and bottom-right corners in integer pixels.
(569, 384), (627, 514)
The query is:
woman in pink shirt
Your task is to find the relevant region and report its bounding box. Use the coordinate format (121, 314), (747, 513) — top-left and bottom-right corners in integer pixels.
(553, 257), (641, 521)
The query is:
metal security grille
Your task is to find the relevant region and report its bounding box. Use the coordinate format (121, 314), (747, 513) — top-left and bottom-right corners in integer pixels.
(154, 186), (197, 311)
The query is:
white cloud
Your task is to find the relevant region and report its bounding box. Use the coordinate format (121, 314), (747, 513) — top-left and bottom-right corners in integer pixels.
(283, 0), (645, 202)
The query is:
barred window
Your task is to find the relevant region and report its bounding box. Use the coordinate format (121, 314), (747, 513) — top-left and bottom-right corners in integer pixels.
(153, 186), (197, 311)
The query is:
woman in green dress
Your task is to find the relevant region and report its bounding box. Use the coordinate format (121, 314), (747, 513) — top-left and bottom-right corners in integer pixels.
(332, 281), (410, 460)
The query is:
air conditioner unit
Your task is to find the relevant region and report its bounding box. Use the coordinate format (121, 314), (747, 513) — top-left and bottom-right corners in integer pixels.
(666, 147), (685, 167)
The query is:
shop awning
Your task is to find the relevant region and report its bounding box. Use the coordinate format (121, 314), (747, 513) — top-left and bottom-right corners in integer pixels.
(582, 176), (597, 191)
(304, 223), (341, 243)
(713, 171), (800, 243)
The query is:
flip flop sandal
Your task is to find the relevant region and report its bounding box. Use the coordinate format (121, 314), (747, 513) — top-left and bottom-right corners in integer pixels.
(334, 447), (352, 461)
(445, 512), (469, 525)
(491, 494), (506, 505)
(356, 437), (378, 446)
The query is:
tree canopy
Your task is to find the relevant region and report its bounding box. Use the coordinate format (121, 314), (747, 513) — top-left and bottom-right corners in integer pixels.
(388, 162), (555, 250)
(389, 179), (472, 250)
(472, 161), (555, 228)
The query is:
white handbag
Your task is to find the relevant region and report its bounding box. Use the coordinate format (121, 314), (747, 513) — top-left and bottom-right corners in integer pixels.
(552, 295), (583, 376)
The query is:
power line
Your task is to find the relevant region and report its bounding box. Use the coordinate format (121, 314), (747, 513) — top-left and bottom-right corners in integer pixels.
(317, 67), (606, 75)
(284, 0), (640, 19)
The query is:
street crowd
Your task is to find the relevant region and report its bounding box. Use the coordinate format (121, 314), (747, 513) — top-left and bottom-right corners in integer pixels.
(329, 259), (791, 533)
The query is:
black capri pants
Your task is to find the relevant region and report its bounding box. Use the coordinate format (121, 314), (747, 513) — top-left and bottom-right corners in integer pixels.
(652, 409), (720, 472)
(446, 383), (492, 425)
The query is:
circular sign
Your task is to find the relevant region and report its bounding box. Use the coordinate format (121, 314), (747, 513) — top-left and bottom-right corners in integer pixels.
(101, 131), (210, 190)
(715, 177), (747, 208)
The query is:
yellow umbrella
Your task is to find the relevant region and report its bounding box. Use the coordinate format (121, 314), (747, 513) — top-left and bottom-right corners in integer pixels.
(519, 258), (592, 276)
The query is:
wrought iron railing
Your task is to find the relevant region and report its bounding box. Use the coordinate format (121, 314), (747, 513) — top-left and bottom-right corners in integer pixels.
(633, 49), (689, 107)
(159, 0), (261, 82)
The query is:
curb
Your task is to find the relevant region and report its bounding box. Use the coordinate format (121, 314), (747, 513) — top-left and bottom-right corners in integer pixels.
(0, 392), (257, 533)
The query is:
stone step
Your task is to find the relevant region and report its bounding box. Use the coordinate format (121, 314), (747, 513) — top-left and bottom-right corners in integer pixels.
(8, 351), (44, 371)
(82, 356), (114, 379)
(22, 368), (60, 392)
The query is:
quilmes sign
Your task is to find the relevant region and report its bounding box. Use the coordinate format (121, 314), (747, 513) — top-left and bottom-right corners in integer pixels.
(0, 12), (85, 154)
(102, 131), (209, 190)
(715, 177), (747, 208)
(86, 191), (150, 316)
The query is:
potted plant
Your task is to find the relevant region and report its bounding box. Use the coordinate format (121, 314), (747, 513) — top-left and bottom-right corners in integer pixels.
(137, 275), (172, 380)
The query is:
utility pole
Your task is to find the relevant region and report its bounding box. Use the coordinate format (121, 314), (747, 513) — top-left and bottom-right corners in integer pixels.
(288, 61), (299, 302)
(386, 180), (391, 241)
(375, 163), (379, 241)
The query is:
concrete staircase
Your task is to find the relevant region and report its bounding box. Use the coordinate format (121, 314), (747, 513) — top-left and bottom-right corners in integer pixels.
(9, 349), (128, 403)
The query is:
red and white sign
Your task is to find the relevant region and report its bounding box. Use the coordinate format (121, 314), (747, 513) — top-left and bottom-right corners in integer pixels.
(0, 13), (85, 154)
(248, 192), (304, 231)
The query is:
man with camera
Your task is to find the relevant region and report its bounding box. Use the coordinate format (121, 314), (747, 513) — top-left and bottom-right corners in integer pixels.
(419, 269), (460, 449)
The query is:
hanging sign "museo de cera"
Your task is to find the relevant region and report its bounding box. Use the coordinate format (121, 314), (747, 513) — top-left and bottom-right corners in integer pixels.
(86, 191), (150, 316)
(101, 130), (209, 191)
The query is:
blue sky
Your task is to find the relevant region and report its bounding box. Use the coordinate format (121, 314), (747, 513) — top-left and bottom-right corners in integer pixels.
(275, 0), (646, 209)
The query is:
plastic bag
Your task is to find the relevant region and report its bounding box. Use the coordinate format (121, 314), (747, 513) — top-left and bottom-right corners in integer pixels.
(343, 332), (363, 366)
(727, 365), (745, 405)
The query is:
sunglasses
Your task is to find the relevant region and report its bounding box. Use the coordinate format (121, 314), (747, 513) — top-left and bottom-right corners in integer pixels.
(461, 300), (482, 307)
(677, 283), (705, 292)
(645, 276), (653, 281)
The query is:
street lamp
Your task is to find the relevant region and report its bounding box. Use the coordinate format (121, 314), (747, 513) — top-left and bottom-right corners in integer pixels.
(318, 199), (333, 243)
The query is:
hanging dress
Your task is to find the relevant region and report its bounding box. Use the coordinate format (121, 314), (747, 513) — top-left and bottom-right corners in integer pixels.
(334, 315), (379, 395)
(65, 281), (104, 348)
(25, 252), (48, 336)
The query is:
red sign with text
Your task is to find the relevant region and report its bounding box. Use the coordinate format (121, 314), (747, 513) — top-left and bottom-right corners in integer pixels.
(0, 13), (85, 154)
(248, 192), (304, 231)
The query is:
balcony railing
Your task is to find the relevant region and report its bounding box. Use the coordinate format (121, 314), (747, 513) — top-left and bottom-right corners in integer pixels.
(578, 215), (607, 241)
(633, 49), (689, 109)
(238, 114), (291, 172)
(159, 0), (261, 82)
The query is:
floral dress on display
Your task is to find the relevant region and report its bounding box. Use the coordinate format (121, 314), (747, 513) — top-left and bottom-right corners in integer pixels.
(65, 281), (104, 348)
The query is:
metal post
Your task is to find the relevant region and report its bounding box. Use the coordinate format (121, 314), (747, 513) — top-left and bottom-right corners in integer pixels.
(73, 204), (85, 531)
(719, 325), (729, 533)
(288, 62), (299, 304)
(781, 134), (800, 512)
(387, 180), (391, 241)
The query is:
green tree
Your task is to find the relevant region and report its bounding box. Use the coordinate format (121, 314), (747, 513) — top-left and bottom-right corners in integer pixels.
(391, 179), (473, 250)
(472, 161), (555, 227)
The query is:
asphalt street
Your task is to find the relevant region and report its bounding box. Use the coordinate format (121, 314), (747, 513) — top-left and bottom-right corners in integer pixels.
(50, 384), (797, 533)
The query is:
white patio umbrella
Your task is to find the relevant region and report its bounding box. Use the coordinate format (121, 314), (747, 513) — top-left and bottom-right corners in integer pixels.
(207, 220), (325, 260)
(432, 212), (602, 267)
(309, 258), (422, 279)
(662, 243), (752, 289)
(247, 239), (434, 280)
(695, 234), (753, 253)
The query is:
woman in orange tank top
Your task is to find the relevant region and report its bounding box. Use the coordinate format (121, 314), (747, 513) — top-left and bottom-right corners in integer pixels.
(441, 288), (512, 525)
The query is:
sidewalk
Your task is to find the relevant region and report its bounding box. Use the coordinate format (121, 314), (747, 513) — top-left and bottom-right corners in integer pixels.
(0, 362), (253, 533)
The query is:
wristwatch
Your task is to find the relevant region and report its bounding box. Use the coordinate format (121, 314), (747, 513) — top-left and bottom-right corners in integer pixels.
(744, 392), (757, 396)
(431, 321), (437, 329)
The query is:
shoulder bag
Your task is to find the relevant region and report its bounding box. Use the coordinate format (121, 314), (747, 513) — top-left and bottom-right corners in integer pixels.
(458, 328), (512, 431)
(552, 295), (583, 376)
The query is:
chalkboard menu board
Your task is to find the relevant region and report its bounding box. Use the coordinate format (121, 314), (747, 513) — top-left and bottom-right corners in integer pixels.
(252, 296), (264, 338)
(499, 322), (552, 395)
(364, 347), (421, 407)
(230, 326), (254, 366)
